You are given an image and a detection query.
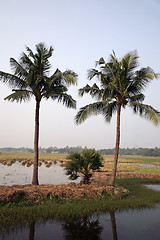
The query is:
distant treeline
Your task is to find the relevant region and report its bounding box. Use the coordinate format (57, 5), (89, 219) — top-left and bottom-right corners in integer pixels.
(0, 146), (160, 157)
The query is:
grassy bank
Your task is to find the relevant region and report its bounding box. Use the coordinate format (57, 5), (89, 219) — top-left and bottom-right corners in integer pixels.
(0, 178), (160, 229)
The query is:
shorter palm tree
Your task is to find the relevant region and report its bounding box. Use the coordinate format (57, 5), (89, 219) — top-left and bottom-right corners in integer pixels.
(65, 149), (103, 184)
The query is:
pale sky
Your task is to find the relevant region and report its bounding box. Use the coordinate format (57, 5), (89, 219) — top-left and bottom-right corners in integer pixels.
(0, 0), (160, 149)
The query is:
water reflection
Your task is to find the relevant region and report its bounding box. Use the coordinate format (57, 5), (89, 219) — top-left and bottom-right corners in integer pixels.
(110, 212), (118, 240)
(63, 216), (103, 240)
(29, 221), (35, 240)
(1, 206), (160, 240)
(0, 211), (121, 240)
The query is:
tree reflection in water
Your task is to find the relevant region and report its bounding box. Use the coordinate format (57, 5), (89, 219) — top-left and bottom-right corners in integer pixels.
(63, 216), (103, 240)
(1, 212), (118, 240)
(110, 211), (118, 240)
(29, 220), (35, 240)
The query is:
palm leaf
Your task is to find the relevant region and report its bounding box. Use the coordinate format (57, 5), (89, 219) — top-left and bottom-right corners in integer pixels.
(4, 90), (32, 102)
(10, 58), (28, 79)
(75, 101), (105, 124)
(129, 93), (145, 102)
(79, 83), (102, 100)
(88, 68), (100, 80)
(63, 70), (78, 86)
(101, 101), (117, 122)
(130, 101), (160, 126)
(57, 93), (76, 109)
(132, 67), (155, 92)
(0, 71), (26, 88)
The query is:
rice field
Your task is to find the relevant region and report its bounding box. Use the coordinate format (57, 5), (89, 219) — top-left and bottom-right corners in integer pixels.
(0, 152), (160, 173)
(0, 152), (68, 167)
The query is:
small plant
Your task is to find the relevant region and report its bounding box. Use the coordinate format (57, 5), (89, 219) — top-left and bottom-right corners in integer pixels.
(65, 149), (103, 184)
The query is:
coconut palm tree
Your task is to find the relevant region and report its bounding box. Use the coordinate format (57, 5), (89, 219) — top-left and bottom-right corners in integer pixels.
(65, 149), (103, 184)
(75, 50), (160, 186)
(0, 42), (78, 185)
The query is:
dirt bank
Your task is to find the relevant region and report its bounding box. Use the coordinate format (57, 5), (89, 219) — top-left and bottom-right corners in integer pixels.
(0, 172), (160, 202)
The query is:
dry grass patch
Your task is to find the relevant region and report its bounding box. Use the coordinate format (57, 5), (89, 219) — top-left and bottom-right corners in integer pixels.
(101, 163), (139, 172)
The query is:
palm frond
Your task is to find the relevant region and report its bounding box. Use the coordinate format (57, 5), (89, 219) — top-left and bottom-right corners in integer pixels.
(57, 93), (76, 109)
(95, 57), (105, 67)
(10, 58), (28, 79)
(4, 90), (32, 102)
(133, 67), (155, 92)
(78, 84), (91, 97)
(130, 101), (160, 126)
(50, 68), (63, 85)
(25, 46), (35, 59)
(75, 101), (105, 125)
(101, 101), (117, 122)
(122, 50), (139, 71)
(20, 51), (34, 71)
(0, 71), (26, 88)
(129, 93), (145, 102)
(62, 70), (78, 86)
(79, 83), (102, 99)
(87, 69), (100, 80)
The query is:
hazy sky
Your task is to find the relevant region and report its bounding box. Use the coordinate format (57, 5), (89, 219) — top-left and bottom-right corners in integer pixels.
(0, 0), (160, 149)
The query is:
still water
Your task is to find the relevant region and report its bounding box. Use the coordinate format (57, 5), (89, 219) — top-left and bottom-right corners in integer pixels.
(1, 205), (160, 240)
(0, 162), (81, 185)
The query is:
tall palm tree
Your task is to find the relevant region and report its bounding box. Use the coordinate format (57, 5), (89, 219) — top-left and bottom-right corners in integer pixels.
(75, 50), (160, 186)
(0, 42), (78, 185)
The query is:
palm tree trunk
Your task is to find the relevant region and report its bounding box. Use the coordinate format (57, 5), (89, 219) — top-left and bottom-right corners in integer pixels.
(32, 100), (40, 185)
(111, 103), (121, 187)
(110, 211), (118, 240)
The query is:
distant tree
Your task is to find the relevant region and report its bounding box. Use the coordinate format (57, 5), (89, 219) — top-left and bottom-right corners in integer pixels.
(0, 42), (78, 185)
(46, 147), (53, 153)
(75, 50), (160, 186)
(65, 149), (103, 184)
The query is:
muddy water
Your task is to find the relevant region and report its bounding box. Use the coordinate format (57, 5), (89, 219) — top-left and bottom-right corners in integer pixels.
(0, 162), (80, 185)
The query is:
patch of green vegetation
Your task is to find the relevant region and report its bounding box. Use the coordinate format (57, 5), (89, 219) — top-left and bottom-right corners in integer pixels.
(0, 178), (160, 229)
(135, 168), (160, 173)
(102, 163), (139, 172)
(121, 155), (160, 164)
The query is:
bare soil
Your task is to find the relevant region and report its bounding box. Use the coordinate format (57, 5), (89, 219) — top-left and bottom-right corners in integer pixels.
(0, 172), (160, 202)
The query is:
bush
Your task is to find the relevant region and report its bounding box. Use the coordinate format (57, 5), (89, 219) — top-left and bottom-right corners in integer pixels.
(65, 149), (103, 184)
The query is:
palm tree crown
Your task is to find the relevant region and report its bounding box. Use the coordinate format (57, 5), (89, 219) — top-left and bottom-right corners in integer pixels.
(76, 51), (159, 125)
(1, 42), (77, 107)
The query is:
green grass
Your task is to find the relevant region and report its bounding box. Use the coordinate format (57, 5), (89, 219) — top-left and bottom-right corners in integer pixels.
(135, 168), (160, 173)
(0, 178), (160, 229)
(120, 155), (160, 164)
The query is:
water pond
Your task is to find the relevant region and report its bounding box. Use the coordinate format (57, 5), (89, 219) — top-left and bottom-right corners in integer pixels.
(0, 162), (80, 185)
(1, 204), (160, 240)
